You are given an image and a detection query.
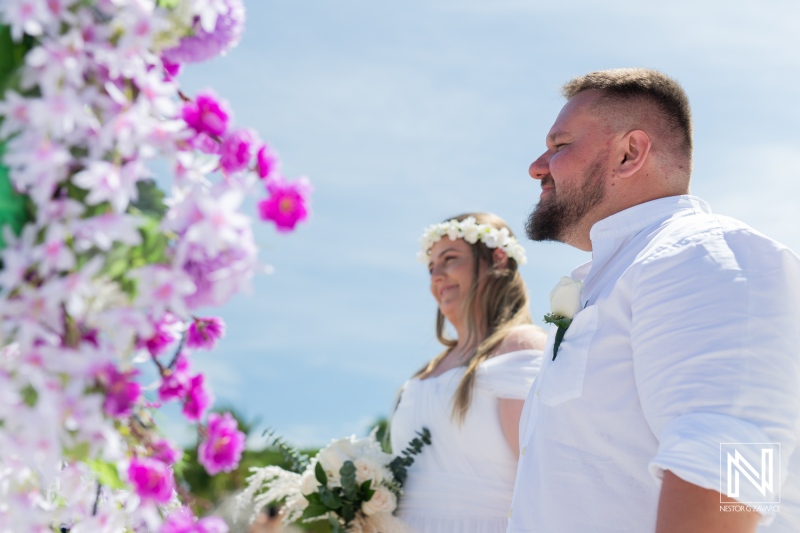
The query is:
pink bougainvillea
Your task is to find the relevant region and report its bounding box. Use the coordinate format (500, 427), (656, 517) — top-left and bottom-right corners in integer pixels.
(198, 412), (246, 475)
(127, 457), (175, 504)
(258, 176), (313, 233)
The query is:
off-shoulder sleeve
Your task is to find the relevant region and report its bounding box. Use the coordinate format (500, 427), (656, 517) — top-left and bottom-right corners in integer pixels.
(477, 349), (543, 399)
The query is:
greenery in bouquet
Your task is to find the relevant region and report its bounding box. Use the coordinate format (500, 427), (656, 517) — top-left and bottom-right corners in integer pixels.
(238, 429), (431, 533)
(0, 0), (312, 531)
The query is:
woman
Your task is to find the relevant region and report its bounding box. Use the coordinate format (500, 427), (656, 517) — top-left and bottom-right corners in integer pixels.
(391, 212), (546, 533)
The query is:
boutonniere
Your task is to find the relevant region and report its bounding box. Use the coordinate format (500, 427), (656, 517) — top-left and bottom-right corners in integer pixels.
(543, 276), (583, 361)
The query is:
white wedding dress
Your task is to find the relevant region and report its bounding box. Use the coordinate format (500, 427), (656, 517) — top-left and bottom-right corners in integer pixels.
(390, 349), (542, 533)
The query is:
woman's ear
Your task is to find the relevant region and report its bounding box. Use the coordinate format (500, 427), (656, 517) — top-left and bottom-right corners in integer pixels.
(616, 129), (651, 179)
(492, 248), (509, 269)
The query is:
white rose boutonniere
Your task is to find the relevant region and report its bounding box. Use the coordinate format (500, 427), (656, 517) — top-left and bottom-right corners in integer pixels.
(544, 276), (583, 361)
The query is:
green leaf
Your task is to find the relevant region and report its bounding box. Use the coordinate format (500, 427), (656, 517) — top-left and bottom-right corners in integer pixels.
(543, 313), (572, 330)
(315, 461), (328, 487)
(304, 492), (322, 506)
(20, 384), (38, 407)
(87, 459), (125, 490)
(339, 503), (355, 523)
(131, 180), (167, 219)
(318, 487), (341, 510)
(359, 479), (374, 501)
(63, 441), (91, 462)
(301, 502), (328, 520)
(0, 143), (32, 251)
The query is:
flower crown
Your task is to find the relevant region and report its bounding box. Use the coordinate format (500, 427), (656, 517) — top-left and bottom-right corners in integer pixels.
(418, 216), (528, 265)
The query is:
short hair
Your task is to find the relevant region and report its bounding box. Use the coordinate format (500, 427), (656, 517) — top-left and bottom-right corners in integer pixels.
(562, 68), (693, 162)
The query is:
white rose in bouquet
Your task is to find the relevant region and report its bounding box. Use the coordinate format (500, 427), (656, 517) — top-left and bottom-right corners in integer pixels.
(300, 466), (320, 496)
(549, 276), (583, 319)
(361, 486), (397, 516)
(354, 456), (384, 485)
(317, 436), (358, 480)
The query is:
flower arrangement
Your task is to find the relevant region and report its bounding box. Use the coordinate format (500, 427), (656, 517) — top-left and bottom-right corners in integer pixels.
(239, 429), (431, 533)
(417, 216), (527, 265)
(543, 276), (583, 360)
(0, 0), (312, 531)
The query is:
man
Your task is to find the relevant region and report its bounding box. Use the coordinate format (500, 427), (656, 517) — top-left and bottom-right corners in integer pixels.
(508, 68), (800, 533)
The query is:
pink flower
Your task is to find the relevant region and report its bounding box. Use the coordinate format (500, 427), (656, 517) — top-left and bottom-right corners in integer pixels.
(186, 317), (226, 350)
(161, 507), (228, 533)
(127, 457), (175, 504)
(190, 132), (220, 154)
(257, 176), (313, 233)
(183, 373), (212, 422)
(163, 60), (182, 81)
(158, 353), (192, 402)
(140, 313), (179, 357)
(256, 144), (279, 179)
(97, 364), (141, 418)
(198, 412), (245, 475)
(151, 438), (182, 465)
(219, 128), (254, 174)
(182, 91), (230, 137)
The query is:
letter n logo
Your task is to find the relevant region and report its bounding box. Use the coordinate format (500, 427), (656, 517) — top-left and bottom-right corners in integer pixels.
(720, 443), (781, 504)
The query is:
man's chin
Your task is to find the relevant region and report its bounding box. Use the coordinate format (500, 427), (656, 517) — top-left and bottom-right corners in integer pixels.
(525, 204), (564, 242)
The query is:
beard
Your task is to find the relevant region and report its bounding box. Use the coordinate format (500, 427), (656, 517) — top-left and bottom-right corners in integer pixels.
(525, 154), (607, 242)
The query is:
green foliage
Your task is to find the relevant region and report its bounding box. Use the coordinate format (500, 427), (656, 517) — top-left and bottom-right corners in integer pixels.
(131, 179), (168, 219)
(388, 427), (431, 486)
(87, 460), (125, 490)
(0, 143), (33, 252)
(20, 384), (38, 407)
(263, 428), (311, 474)
(0, 24), (36, 99)
(370, 416), (391, 454)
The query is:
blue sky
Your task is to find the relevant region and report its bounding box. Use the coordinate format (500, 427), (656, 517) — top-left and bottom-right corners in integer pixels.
(169, 0), (800, 447)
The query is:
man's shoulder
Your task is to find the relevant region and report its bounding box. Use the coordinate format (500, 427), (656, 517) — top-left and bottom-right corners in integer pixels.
(639, 209), (796, 265)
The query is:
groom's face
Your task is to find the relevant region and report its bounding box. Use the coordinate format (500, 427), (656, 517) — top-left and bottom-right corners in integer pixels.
(525, 90), (611, 246)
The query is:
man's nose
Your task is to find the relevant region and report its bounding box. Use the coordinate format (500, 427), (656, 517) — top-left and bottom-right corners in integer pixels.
(529, 152), (550, 180)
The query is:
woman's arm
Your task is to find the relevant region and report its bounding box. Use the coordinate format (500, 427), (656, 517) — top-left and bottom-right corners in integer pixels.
(499, 398), (525, 456)
(493, 324), (547, 455)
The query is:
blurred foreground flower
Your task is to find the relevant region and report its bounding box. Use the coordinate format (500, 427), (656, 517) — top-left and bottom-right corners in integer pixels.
(0, 0), (312, 530)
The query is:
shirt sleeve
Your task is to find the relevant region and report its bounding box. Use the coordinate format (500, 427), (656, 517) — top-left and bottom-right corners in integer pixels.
(630, 226), (800, 521)
(477, 349), (543, 399)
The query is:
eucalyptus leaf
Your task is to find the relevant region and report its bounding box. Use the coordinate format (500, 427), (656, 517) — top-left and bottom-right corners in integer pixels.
(318, 487), (341, 510)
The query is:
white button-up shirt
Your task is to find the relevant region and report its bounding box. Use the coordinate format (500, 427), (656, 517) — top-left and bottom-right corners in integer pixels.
(508, 195), (800, 533)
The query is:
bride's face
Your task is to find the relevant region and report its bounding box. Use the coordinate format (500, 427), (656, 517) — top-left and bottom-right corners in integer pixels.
(428, 238), (480, 326)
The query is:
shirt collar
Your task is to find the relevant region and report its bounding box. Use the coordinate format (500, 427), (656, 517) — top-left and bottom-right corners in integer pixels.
(574, 195), (712, 292)
(590, 195), (712, 243)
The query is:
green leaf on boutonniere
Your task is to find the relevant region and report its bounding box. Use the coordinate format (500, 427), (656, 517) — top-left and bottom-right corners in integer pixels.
(543, 313), (573, 361)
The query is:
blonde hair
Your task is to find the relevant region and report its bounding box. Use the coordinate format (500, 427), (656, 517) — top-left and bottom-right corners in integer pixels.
(415, 212), (532, 422)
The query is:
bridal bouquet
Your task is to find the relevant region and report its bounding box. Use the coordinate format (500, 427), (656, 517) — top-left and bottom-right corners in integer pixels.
(239, 428), (431, 533)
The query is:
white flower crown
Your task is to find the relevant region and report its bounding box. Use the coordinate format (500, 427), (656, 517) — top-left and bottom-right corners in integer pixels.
(417, 216), (528, 265)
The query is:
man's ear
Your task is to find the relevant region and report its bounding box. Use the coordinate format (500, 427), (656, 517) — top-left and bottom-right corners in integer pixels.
(616, 129), (651, 179)
(492, 248), (509, 269)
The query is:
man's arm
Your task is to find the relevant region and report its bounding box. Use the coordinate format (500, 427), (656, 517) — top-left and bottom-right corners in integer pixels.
(656, 470), (760, 533)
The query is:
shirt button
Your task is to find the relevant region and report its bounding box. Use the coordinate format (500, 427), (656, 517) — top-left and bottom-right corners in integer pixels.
(508, 509), (513, 518)
(536, 388), (540, 397)
(521, 446), (526, 456)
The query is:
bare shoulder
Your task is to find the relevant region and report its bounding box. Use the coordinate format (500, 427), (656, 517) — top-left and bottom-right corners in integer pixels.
(493, 324), (548, 355)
